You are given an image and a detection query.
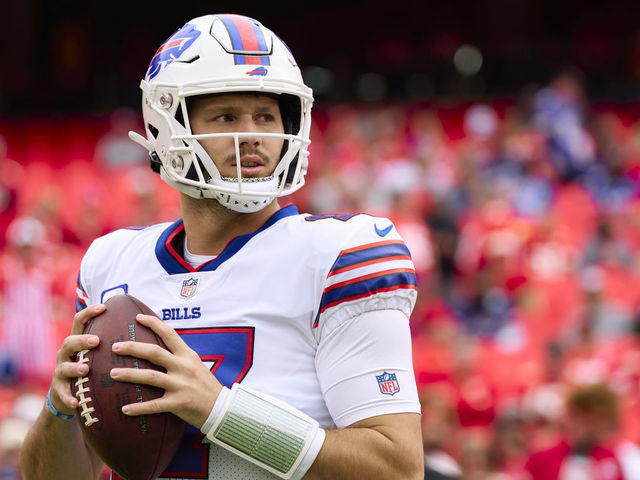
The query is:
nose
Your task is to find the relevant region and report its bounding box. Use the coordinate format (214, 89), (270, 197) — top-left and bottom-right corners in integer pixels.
(237, 117), (261, 147)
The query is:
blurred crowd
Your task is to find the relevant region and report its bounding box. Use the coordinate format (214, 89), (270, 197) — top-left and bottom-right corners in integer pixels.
(1, 68), (640, 478)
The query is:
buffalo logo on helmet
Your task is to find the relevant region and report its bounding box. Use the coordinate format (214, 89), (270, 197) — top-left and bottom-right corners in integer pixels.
(246, 66), (268, 76)
(146, 24), (201, 80)
(376, 372), (400, 396)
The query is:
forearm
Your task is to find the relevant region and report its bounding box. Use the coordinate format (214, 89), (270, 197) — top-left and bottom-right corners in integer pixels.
(20, 407), (104, 480)
(304, 413), (423, 480)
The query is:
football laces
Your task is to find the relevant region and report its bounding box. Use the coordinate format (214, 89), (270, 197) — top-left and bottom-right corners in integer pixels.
(75, 349), (99, 427)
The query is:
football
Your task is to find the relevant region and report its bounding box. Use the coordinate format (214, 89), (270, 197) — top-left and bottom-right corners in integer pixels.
(71, 294), (186, 480)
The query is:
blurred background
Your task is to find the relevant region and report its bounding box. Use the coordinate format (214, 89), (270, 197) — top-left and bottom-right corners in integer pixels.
(1, 1), (640, 478)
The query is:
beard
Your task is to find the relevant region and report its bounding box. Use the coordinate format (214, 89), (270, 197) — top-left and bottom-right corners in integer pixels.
(220, 147), (275, 178)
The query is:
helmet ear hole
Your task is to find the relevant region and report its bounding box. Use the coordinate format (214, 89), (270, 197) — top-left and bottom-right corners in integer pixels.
(174, 107), (187, 129)
(278, 94), (301, 136)
(148, 124), (160, 139)
(278, 93), (302, 185)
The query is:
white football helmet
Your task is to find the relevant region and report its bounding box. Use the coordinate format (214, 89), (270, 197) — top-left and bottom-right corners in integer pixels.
(129, 14), (314, 212)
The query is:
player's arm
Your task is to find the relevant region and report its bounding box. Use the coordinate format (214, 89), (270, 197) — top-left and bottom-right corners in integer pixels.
(113, 309), (423, 479)
(304, 308), (423, 479)
(306, 412), (422, 479)
(20, 305), (106, 480)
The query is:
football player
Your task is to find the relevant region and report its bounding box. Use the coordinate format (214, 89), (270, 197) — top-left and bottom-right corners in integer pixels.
(21, 14), (423, 480)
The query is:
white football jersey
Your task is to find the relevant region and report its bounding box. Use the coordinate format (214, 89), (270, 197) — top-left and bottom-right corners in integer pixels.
(76, 204), (420, 480)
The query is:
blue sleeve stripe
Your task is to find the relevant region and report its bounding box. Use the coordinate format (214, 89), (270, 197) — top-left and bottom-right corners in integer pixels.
(76, 272), (85, 291)
(76, 299), (87, 313)
(76, 271), (88, 312)
(330, 242), (411, 274)
(313, 270), (418, 327)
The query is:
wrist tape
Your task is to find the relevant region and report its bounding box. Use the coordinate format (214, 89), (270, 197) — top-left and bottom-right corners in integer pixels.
(46, 387), (75, 420)
(202, 384), (325, 480)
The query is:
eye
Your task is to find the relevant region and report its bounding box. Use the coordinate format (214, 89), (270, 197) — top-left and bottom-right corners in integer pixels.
(214, 114), (235, 123)
(256, 112), (277, 122)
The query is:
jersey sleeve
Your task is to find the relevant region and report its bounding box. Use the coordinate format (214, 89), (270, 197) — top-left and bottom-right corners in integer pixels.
(313, 217), (418, 339)
(315, 309), (421, 427)
(74, 227), (142, 312)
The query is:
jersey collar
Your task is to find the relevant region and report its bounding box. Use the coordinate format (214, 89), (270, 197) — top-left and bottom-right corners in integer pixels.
(155, 204), (299, 275)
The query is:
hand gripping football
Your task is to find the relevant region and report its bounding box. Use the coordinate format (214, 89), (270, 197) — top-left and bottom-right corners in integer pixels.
(71, 294), (186, 480)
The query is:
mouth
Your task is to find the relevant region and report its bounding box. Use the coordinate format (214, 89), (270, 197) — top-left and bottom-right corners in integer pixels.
(231, 155), (267, 177)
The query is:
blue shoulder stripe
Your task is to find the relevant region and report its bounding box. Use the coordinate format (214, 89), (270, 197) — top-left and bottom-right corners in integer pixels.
(313, 270), (417, 327)
(330, 241), (411, 274)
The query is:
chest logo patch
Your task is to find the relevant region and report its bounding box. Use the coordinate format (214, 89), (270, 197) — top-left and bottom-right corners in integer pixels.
(180, 277), (199, 299)
(376, 372), (400, 396)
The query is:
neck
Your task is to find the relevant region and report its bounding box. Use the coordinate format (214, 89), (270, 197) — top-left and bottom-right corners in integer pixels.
(180, 194), (281, 255)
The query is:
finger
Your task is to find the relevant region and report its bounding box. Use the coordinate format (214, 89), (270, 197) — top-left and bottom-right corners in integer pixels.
(57, 358), (91, 380)
(121, 397), (166, 417)
(57, 334), (100, 362)
(135, 314), (190, 355)
(110, 366), (168, 390)
(71, 304), (106, 335)
(50, 383), (79, 413)
(111, 340), (173, 368)
(50, 361), (89, 412)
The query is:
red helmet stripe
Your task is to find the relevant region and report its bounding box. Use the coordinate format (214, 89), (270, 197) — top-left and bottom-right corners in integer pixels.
(218, 14), (270, 66)
(229, 14), (260, 52)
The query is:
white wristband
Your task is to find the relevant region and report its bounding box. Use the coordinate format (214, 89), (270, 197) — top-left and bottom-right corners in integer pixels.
(200, 386), (231, 435)
(291, 426), (325, 480)
(202, 383), (325, 479)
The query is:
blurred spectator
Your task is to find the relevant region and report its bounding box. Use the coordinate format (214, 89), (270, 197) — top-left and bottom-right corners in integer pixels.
(387, 192), (435, 283)
(421, 390), (463, 479)
(0, 136), (20, 251)
(426, 200), (461, 301)
(0, 217), (56, 386)
(0, 417), (29, 479)
(488, 411), (530, 480)
(0, 390), (45, 479)
(457, 432), (496, 480)
(580, 215), (635, 270)
(611, 312), (640, 477)
(561, 266), (636, 357)
(520, 342), (568, 452)
(524, 383), (626, 480)
(94, 108), (148, 169)
(522, 381), (567, 453)
(583, 112), (638, 213)
(532, 68), (597, 182)
(449, 202), (527, 337)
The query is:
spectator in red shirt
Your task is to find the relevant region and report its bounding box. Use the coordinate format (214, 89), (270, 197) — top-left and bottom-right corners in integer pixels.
(525, 383), (626, 479)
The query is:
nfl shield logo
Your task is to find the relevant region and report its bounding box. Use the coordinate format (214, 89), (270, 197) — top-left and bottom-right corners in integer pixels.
(376, 372), (400, 396)
(180, 278), (199, 299)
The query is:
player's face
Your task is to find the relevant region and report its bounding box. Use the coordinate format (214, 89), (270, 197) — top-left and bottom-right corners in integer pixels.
(189, 94), (285, 179)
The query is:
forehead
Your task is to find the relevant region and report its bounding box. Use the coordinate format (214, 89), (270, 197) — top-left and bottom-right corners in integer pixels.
(188, 93), (280, 112)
